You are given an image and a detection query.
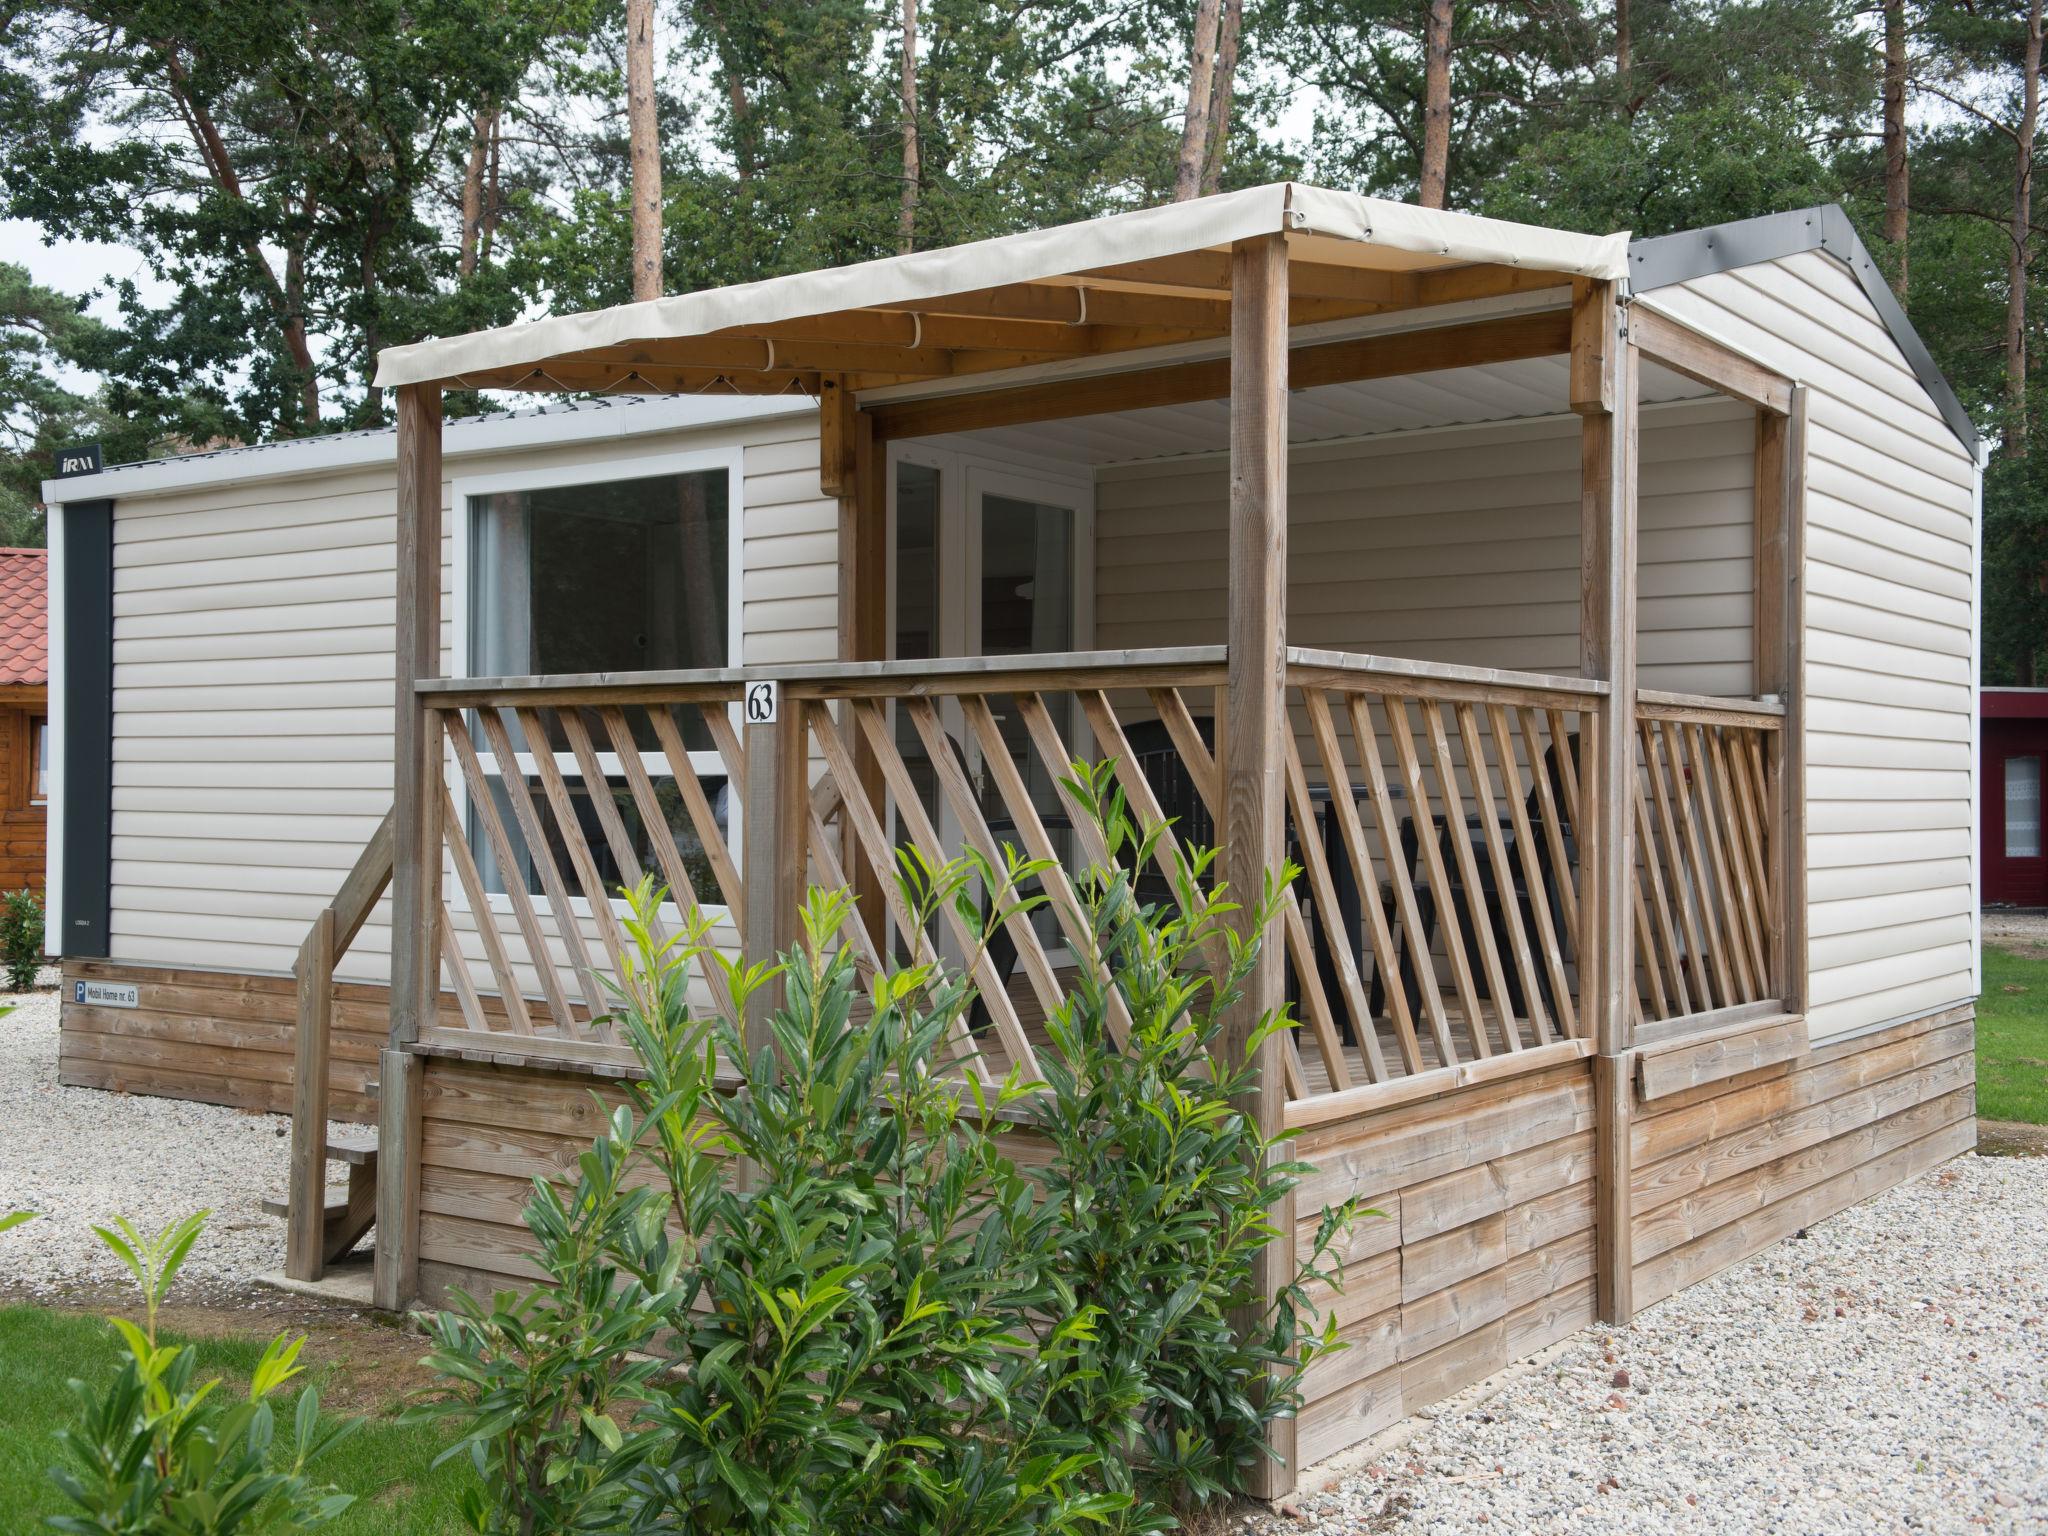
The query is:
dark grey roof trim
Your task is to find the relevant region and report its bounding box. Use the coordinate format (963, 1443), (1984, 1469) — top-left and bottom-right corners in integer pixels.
(1628, 204), (1980, 458)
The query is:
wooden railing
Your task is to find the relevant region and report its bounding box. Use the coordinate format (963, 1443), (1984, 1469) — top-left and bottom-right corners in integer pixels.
(286, 808), (394, 1281)
(1630, 690), (1784, 1027)
(366, 650), (1786, 1108)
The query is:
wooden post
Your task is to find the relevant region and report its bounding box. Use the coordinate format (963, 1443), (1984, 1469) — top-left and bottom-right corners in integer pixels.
(1221, 231), (1294, 1498)
(371, 1047), (422, 1312)
(375, 383), (443, 1313)
(285, 908), (334, 1282)
(1572, 280), (1638, 1326)
(826, 378), (888, 934)
(1755, 389), (1808, 1013)
(741, 691), (810, 1052)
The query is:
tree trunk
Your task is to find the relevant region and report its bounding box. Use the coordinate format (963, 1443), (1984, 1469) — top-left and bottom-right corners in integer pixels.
(627, 0), (663, 302)
(1882, 0), (1910, 298)
(1616, 0), (1632, 116)
(2009, 0), (2042, 455)
(1419, 0), (1454, 208)
(482, 120), (503, 265)
(694, 0), (756, 180)
(897, 0), (919, 254)
(1173, 0), (1222, 201)
(1201, 0), (1243, 196)
(158, 49), (320, 427)
(286, 198), (318, 429)
(459, 107), (493, 278)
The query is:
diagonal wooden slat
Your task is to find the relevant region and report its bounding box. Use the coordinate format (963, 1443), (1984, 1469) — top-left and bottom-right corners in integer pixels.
(853, 698), (1041, 1081)
(1148, 685), (1357, 1087)
(1741, 728), (1780, 983)
(1348, 692), (1458, 1068)
(1071, 689), (1309, 1098)
(1684, 721), (1756, 1002)
(1700, 724), (1767, 995)
(596, 706), (738, 1021)
(1640, 719), (1712, 1012)
(1630, 751), (1691, 1019)
(438, 901), (490, 1032)
(1384, 695), (1489, 1060)
(643, 705), (746, 913)
(445, 720), (576, 1032)
(514, 707), (633, 1040)
(1279, 730), (1377, 1085)
(1456, 702), (1551, 1046)
(698, 700), (746, 783)
(1422, 700), (1518, 1053)
(1303, 688), (1425, 1074)
(477, 708), (609, 1026)
(961, 695), (1135, 1047)
(1659, 718), (1735, 1009)
(904, 696), (1067, 1027)
(1719, 725), (1773, 978)
(812, 703), (997, 1083)
(438, 780), (535, 1035)
(1519, 706), (1581, 951)
(1487, 703), (1576, 1039)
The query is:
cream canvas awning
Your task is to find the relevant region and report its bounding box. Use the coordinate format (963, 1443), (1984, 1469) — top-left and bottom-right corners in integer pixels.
(373, 183), (1629, 397)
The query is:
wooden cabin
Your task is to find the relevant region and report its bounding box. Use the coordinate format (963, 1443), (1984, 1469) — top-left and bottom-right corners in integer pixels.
(1982, 687), (2048, 908)
(41, 189), (1982, 1492)
(0, 547), (49, 899)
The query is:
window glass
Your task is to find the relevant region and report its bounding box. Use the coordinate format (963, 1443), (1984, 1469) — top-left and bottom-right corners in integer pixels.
(30, 716), (46, 802)
(471, 469), (729, 749)
(472, 772), (729, 906)
(2008, 755), (2042, 858)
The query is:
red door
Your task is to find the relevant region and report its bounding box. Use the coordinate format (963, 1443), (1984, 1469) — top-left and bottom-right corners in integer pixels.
(1988, 734), (2048, 906)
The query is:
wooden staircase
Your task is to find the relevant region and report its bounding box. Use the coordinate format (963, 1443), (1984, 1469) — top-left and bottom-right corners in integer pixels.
(285, 810), (395, 1282)
(265, 1128), (378, 1267)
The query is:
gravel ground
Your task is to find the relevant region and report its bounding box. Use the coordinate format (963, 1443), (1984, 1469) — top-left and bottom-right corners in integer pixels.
(0, 982), (353, 1299)
(1255, 1154), (2048, 1535)
(6, 975), (2045, 1529)
(1982, 908), (2048, 947)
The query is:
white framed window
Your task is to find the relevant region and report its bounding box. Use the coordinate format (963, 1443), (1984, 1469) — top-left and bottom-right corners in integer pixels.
(2007, 755), (2042, 859)
(450, 448), (745, 918)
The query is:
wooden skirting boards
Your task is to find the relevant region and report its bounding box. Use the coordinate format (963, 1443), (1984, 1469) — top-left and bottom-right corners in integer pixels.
(59, 958), (386, 1120)
(1636, 1012), (1809, 1101)
(55, 955), (1976, 1479)
(1290, 998), (1974, 1473)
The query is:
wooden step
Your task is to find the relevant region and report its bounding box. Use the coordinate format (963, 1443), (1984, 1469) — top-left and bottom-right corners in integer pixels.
(326, 1128), (378, 1164)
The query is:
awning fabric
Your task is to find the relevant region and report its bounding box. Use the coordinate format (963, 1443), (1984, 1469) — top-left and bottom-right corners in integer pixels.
(373, 183), (1629, 390)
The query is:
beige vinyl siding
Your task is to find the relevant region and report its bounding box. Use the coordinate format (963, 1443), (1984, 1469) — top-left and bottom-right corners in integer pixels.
(106, 414), (831, 984)
(1638, 252), (1978, 1041)
(1095, 394), (1756, 695)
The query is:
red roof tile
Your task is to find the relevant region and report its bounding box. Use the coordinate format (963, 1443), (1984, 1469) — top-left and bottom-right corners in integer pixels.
(0, 549), (48, 687)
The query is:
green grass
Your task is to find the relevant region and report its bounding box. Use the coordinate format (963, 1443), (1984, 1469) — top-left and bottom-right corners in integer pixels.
(0, 1306), (473, 1533)
(1979, 943), (2048, 1125)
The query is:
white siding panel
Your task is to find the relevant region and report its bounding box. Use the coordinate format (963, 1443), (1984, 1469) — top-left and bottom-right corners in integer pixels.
(1646, 251), (1977, 1042)
(105, 413), (831, 982)
(1095, 396), (1755, 693)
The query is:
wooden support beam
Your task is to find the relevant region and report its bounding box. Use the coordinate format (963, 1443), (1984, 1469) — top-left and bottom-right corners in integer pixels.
(1758, 388), (1809, 1011)
(370, 1047), (422, 1312)
(1221, 232), (1295, 1498)
(377, 382), (442, 1315)
(389, 384), (444, 1049)
(741, 693), (809, 1050)
(1575, 282), (1639, 1327)
(833, 394), (887, 937)
(284, 909), (334, 1283)
(870, 308), (1571, 443)
(1630, 304), (1795, 416)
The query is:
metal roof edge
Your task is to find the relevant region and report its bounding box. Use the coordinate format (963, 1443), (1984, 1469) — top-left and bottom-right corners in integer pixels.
(1628, 204), (1979, 457)
(40, 393), (817, 507)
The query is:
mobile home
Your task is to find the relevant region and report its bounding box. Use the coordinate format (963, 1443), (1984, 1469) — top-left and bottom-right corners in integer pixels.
(43, 189), (1982, 1491)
